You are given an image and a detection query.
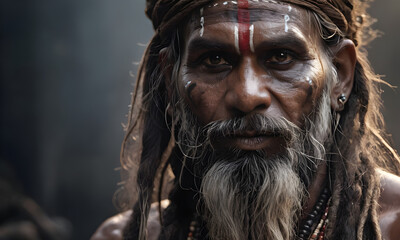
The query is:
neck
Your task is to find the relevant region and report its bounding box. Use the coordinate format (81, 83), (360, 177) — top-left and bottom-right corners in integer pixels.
(301, 162), (329, 219)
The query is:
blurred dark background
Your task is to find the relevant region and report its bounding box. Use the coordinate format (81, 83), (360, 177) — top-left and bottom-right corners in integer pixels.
(0, 0), (399, 239)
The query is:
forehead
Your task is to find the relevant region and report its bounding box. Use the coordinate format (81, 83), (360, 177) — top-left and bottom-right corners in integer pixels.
(185, 0), (314, 40)
(201, 0), (301, 21)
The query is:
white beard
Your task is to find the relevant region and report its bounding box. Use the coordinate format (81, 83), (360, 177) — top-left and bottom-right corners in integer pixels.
(201, 152), (304, 240)
(199, 88), (333, 240)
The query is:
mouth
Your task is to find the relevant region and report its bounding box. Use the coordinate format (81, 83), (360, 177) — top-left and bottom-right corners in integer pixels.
(222, 131), (277, 151)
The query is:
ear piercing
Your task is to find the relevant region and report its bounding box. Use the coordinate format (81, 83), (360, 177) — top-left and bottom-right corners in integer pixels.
(338, 94), (347, 104)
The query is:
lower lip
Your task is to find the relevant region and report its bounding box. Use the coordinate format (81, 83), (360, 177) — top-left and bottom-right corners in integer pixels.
(229, 135), (272, 151)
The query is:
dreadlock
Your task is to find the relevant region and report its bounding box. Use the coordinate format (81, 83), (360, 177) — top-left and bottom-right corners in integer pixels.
(118, 0), (400, 239)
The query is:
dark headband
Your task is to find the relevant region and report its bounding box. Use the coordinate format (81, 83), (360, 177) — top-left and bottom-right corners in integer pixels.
(145, 0), (360, 44)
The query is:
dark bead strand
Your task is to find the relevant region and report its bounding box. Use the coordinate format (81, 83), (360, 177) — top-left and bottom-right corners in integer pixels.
(296, 188), (331, 240)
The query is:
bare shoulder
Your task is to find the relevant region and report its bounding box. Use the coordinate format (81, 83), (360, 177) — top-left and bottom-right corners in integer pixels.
(91, 210), (131, 240)
(91, 200), (170, 240)
(378, 169), (400, 240)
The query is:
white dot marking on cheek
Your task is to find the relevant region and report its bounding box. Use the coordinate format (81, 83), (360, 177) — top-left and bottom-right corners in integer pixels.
(185, 81), (192, 89)
(223, 1), (228, 5)
(284, 14), (290, 32)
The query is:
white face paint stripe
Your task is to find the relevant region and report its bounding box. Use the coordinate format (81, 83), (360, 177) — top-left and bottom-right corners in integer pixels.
(206, 0), (293, 7)
(200, 17), (205, 37)
(234, 25), (240, 53)
(249, 24), (255, 52)
(200, 8), (204, 37)
(185, 80), (192, 89)
(284, 14), (290, 32)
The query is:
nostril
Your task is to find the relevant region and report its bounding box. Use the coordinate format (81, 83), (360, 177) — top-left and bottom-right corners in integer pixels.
(230, 102), (269, 118)
(254, 103), (268, 111)
(230, 108), (247, 118)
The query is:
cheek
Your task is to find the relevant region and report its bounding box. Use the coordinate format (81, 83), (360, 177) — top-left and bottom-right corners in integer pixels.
(272, 82), (312, 125)
(179, 72), (227, 124)
(296, 74), (326, 122)
(272, 62), (326, 125)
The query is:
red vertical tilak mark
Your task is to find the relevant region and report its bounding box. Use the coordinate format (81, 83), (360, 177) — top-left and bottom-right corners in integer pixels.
(238, 0), (250, 53)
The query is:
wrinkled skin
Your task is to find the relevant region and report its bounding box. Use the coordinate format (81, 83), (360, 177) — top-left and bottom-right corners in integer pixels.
(177, 0), (350, 221)
(92, 1), (400, 239)
(180, 2), (324, 125)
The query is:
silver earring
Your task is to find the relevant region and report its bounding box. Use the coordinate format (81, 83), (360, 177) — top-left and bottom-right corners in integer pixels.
(338, 94), (346, 104)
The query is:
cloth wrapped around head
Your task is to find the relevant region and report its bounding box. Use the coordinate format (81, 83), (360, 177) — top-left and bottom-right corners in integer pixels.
(145, 0), (366, 46)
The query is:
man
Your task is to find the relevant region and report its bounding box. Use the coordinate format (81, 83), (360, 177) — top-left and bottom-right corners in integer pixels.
(92, 0), (400, 239)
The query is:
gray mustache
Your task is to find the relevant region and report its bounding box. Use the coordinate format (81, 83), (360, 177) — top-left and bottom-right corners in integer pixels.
(203, 114), (301, 145)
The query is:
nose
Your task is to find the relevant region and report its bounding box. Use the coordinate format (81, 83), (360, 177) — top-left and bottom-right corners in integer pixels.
(225, 58), (271, 116)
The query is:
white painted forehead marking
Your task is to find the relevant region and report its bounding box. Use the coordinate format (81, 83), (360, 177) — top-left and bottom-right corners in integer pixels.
(284, 14), (290, 32)
(249, 24), (255, 53)
(200, 8), (205, 37)
(205, 0), (292, 8)
(261, 0), (278, 3)
(208, 1), (235, 7)
(234, 25), (240, 53)
(288, 5), (292, 12)
(200, 17), (205, 36)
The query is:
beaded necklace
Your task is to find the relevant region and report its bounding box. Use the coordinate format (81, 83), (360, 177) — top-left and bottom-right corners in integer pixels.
(187, 188), (331, 240)
(297, 188), (331, 240)
(187, 219), (201, 240)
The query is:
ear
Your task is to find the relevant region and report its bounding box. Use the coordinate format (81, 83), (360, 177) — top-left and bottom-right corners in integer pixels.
(159, 47), (174, 115)
(330, 39), (356, 111)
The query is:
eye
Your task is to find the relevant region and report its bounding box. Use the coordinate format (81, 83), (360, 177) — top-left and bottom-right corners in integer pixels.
(265, 50), (294, 65)
(203, 54), (229, 66)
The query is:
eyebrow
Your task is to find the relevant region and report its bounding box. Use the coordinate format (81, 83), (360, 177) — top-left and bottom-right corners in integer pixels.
(255, 33), (309, 51)
(187, 33), (310, 55)
(187, 37), (237, 54)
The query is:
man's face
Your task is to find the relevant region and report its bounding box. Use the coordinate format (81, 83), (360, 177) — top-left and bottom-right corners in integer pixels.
(178, 0), (330, 154)
(171, 2), (338, 238)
